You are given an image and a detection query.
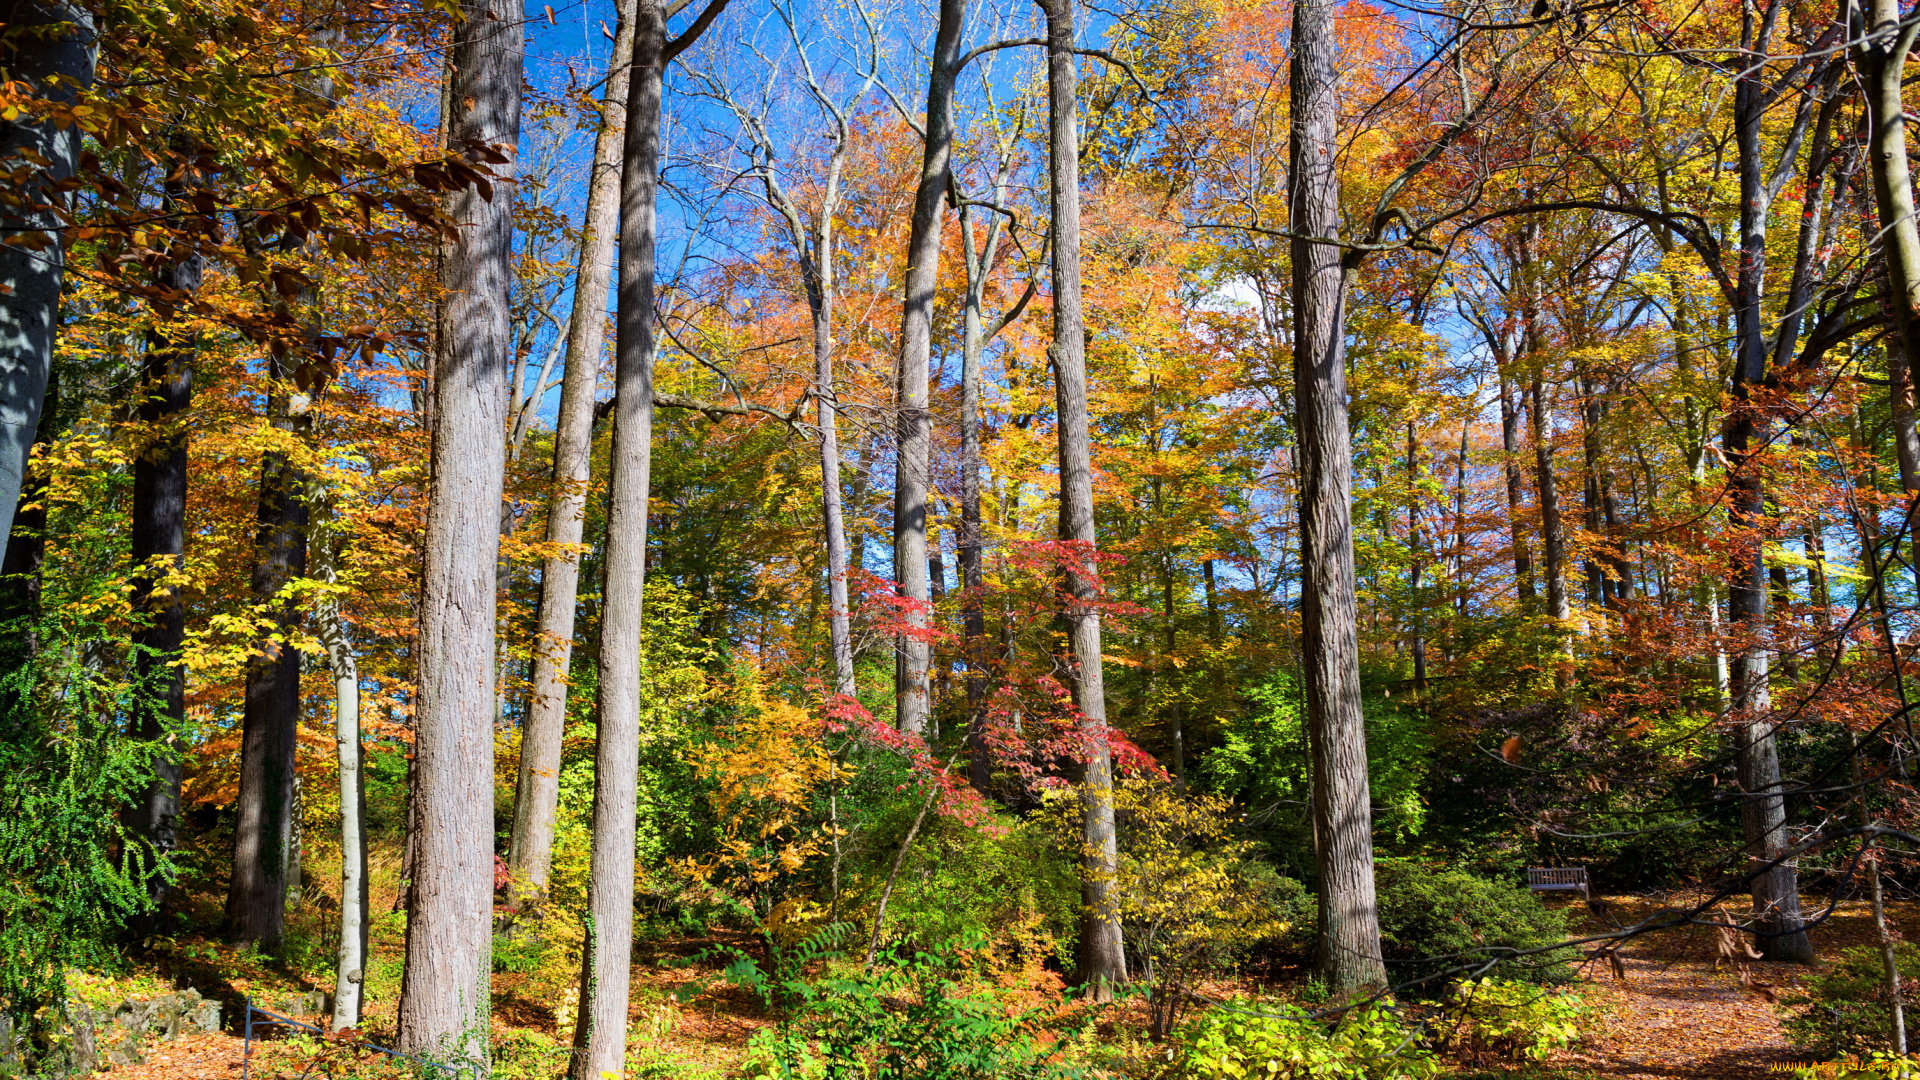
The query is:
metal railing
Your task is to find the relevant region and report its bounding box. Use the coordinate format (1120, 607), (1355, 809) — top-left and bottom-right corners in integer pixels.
(241, 997), (478, 1079)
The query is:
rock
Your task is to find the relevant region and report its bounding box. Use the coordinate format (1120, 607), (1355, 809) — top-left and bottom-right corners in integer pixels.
(1, 988), (226, 1076)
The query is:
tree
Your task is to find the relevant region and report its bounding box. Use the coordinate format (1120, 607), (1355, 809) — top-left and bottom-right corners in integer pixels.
(226, 345), (311, 951)
(1288, 0), (1387, 994)
(0, 2), (95, 549)
(397, 0), (523, 1063)
(681, 0), (882, 699)
(129, 204), (199, 922)
(568, 0), (730, 1075)
(891, 0), (966, 736)
(1039, 0), (1125, 997)
(1852, 0), (1920, 489)
(507, 0), (635, 919)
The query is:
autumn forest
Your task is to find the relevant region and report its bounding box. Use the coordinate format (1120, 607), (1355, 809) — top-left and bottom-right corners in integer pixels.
(4, 0), (1920, 1075)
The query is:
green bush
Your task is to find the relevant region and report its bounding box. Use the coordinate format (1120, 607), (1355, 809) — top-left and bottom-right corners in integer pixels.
(491, 931), (545, 974)
(1373, 860), (1574, 992)
(1177, 999), (1438, 1080)
(1435, 978), (1584, 1061)
(1783, 942), (1920, 1058)
(723, 935), (1092, 1080)
(850, 797), (1080, 968)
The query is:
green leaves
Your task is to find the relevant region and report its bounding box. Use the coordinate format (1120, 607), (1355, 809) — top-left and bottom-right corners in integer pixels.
(1178, 1000), (1438, 1080)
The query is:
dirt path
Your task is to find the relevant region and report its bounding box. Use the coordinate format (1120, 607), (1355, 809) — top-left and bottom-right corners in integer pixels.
(1543, 895), (1912, 1079)
(1560, 951), (1796, 1079)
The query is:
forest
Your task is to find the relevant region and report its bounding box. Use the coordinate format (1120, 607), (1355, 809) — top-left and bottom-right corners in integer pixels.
(6, 0), (1920, 1075)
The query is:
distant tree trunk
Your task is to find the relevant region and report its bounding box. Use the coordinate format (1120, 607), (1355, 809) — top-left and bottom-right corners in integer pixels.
(313, 516), (367, 1030)
(1528, 373), (1571, 625)
(1289, 0), (1386, 995)
(1727, 25), (1813, 963)
(1162, 552), (1184, 790)
(130, 244), (197, 925)
(814, 256), (855, 698)
(508, 0), (634, 918)
(955, 127), (1032, 785)
(960, 208), (990, 785)
(1406, 423), (1427, 693)
(1040, 0), (1125, 998)
(1580, 379), (1606, 606)
(227, 347), (309, 953)
(397, 0), (522, 1063)
(1854, 0), (1920, 491)
(1498, 373), (1535, 603)
(569, 2), (728, 1075)
(0, 1), (95, 547)
(891, 0), (965, 737)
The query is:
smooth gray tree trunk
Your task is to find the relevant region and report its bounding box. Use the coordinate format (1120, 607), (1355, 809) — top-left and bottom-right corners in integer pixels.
(1723, 3), (1813, 964)
(397, 0), (522, 1064)
(508, 0), (635, 917)
(1854, 0), (1920, 491)
(1498, 373), (1535, 603)
(314, 519), (367, 1030)
(0, 1), (94, 549)
(569, 1), (728, 1073)
(1289, 0), (1386, 994)
(1039, 0), (1125, 997)
(891, 0), (965, 736)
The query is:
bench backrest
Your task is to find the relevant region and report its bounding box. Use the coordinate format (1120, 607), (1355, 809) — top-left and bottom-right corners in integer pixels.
(1525, 867), (1588, 885)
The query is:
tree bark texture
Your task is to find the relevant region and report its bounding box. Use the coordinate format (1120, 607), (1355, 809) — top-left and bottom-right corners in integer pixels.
(227, 348), (309, 952)
(1726, 11), (1812, 963)
(569, 0), (733, 1071)
(0, 364), (50, 627)
(1498, 375), (1535, 603)
(0, 1), (94, 548)
(509, 0), (635, 915)
(891, 0), (964, 736)
(1289, 0), (1387, 994)
(312, 514), (367, 1029)
(130, 251), (196, 921)
(397, 0), (522, 1062)
(1041, 0), (1126, 997)
(1854, 0), (1920, 491)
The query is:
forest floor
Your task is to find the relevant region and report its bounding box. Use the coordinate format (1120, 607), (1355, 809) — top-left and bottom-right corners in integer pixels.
(87, 861), (1912, 1079)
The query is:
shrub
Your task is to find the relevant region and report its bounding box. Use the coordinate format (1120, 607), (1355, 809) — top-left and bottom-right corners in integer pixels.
(853, 799), (1080, 976)
(1782, 942), (1920, 1058)
(1435, 978), (1584, 1061)
(1177, 1000), (1438, 1080)
(722, 936), (1093, 1080)
(1372, 860), (1575, 991)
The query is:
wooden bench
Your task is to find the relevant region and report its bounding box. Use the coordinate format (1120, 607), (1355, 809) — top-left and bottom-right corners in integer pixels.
(1526, 866), (1590, 900)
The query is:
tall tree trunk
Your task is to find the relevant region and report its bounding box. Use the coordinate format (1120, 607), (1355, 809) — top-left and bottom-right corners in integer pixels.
(131, 247), (196, 926)
(1406, 423), (1426, 693)
(569, 1), (727, 1073)
(1290, 0), (1386, 994)
(313, 517), (367, 1030)
(1041, 0), (1125, 997)
(0, 365), (50, 627)
(0, 1), (94, 547)
(508, 0), (634, 917)
(227, 349), (309, 952)
(1854, 0), (1920, 491)
(1498, 373), (1535, 603)
(397, 0), (522, 1062)
(1529, 373), (1571, 625)
(1727, 15), (1813, 963)
(814, 243), (855, 698)
(959, 206), (990, 784)
(891, 0), (964, 737)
